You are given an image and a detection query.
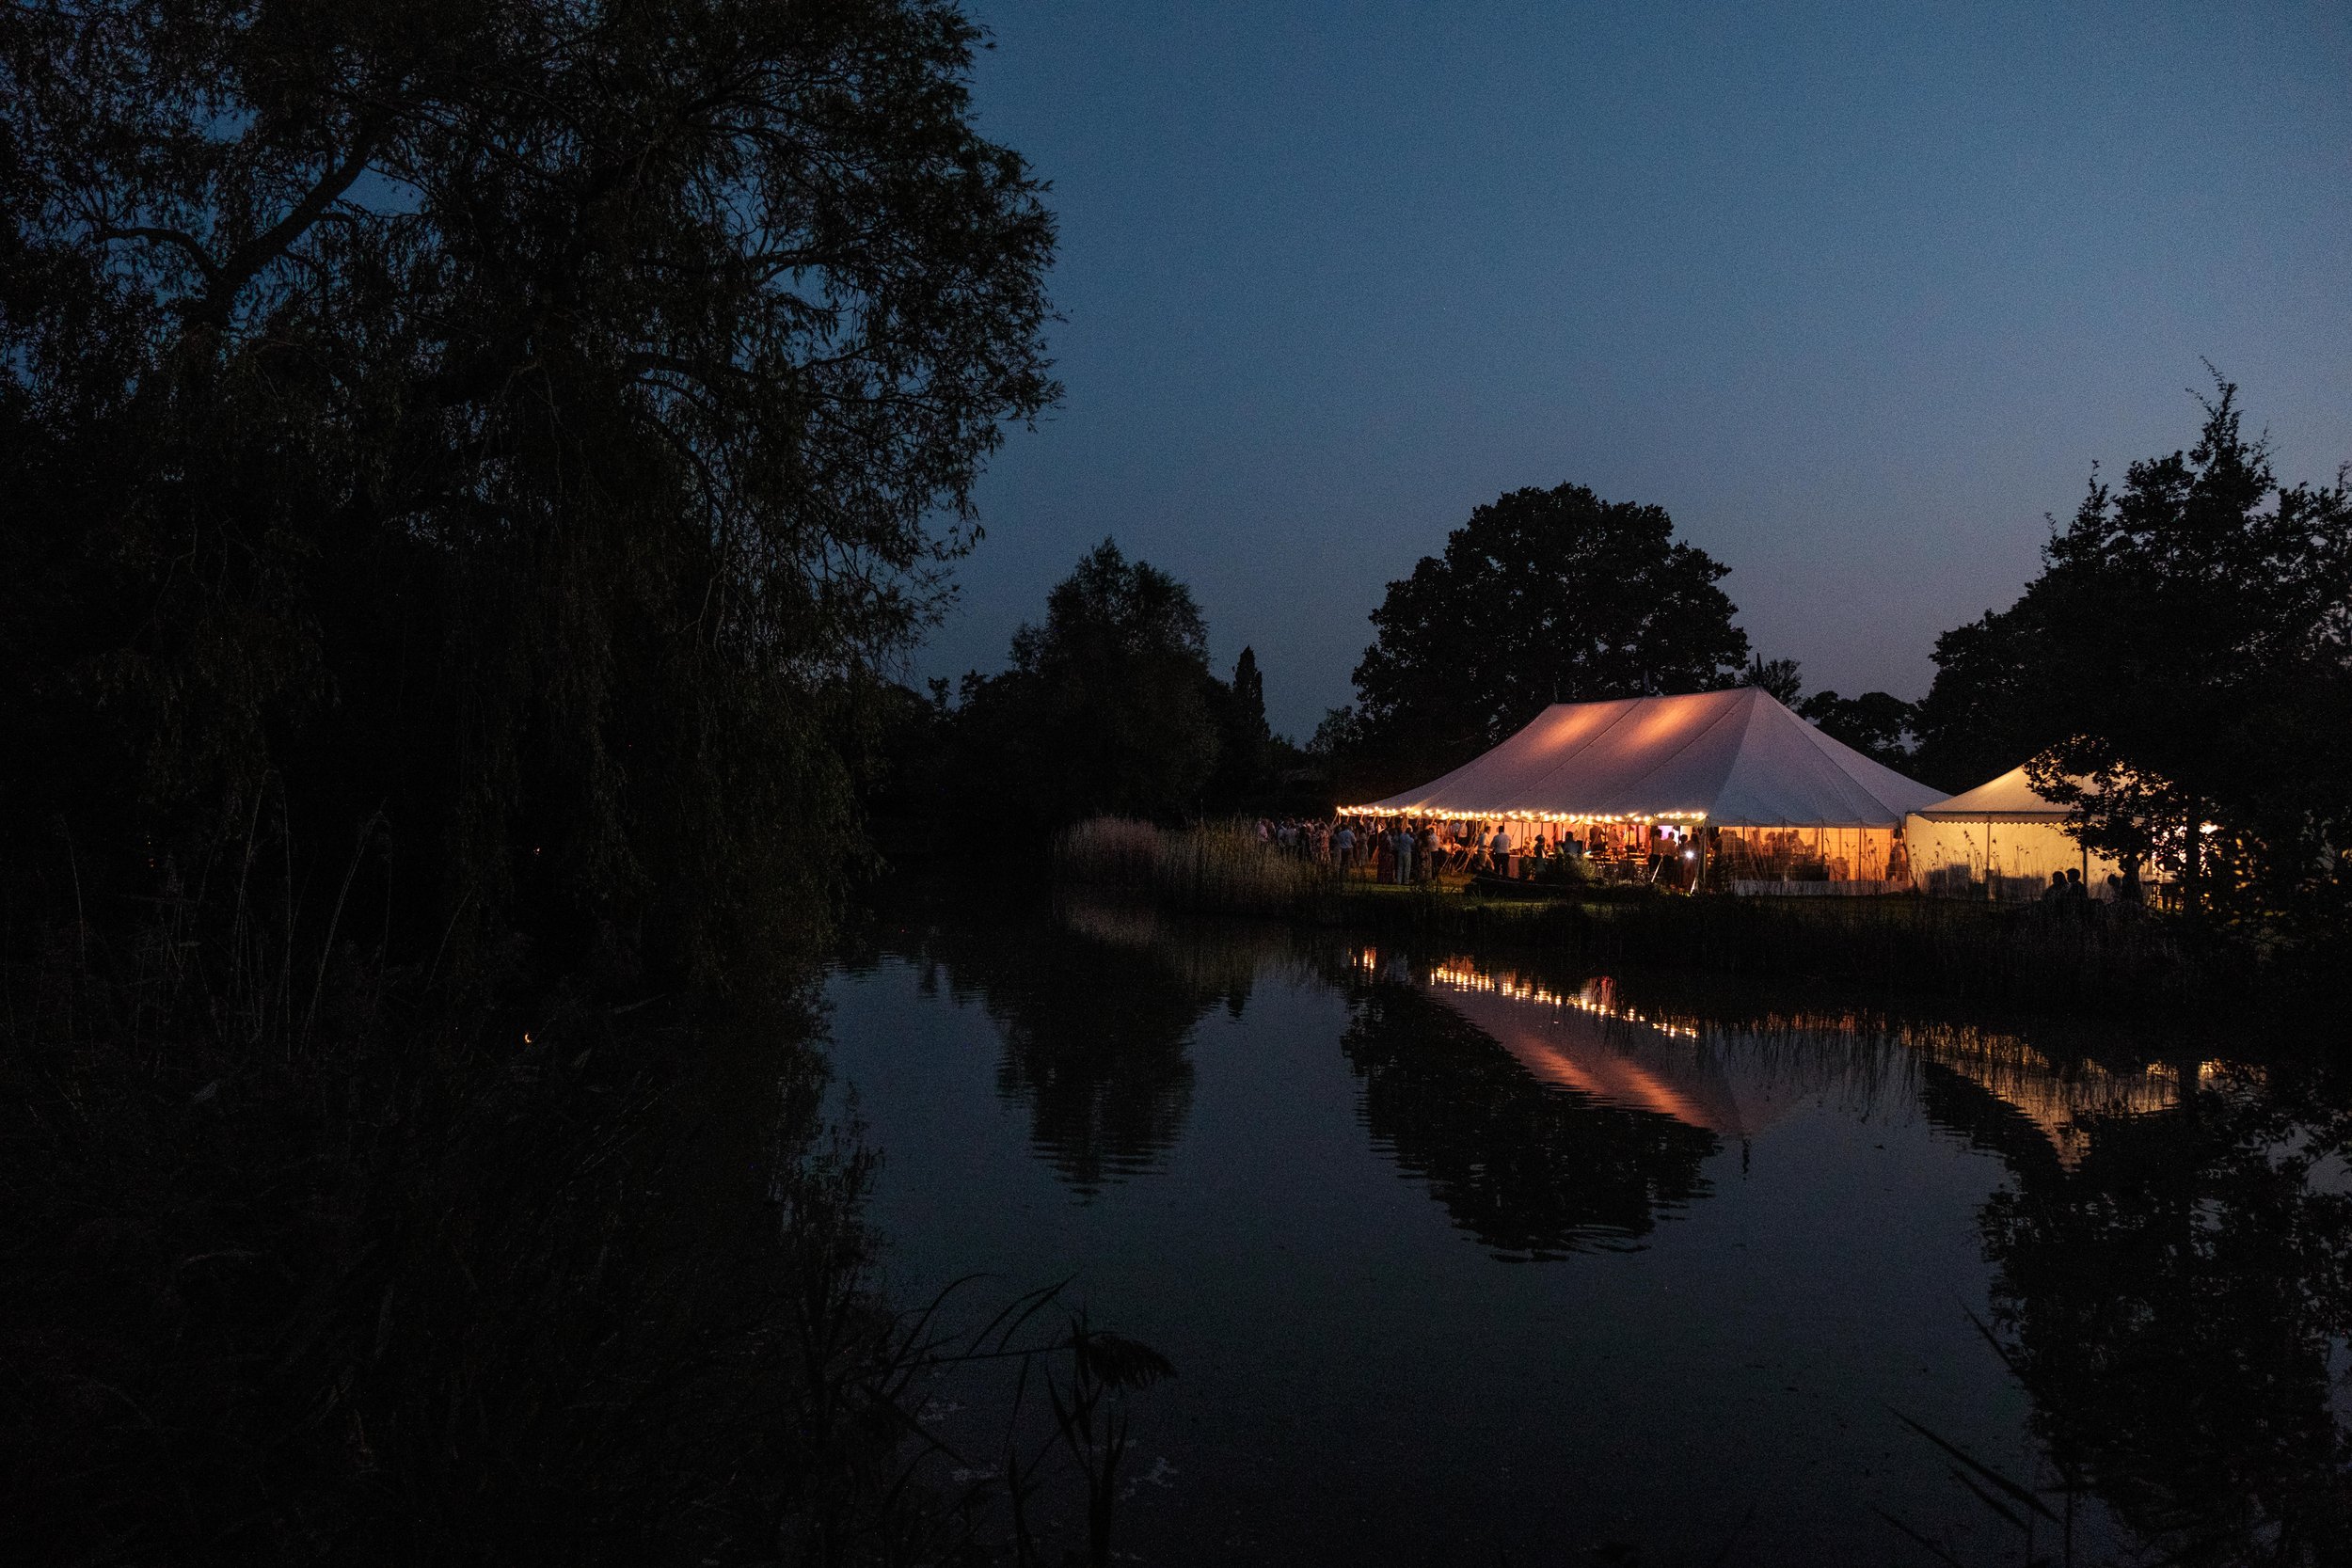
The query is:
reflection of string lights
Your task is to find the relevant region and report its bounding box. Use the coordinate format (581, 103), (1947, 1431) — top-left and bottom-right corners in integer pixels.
(1350, 946), (2243, 1131)
(1363, 950), (1701, 1039)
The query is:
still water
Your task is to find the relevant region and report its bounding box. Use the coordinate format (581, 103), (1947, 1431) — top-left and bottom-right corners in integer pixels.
(825, 889), (2350, 1565)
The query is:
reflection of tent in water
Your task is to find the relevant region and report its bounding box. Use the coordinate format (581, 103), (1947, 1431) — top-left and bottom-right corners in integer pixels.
(1899, 1023), (2214, 1170)
(1342, 980), (1722, 1259)
(1409, 953), (2212, 1175)
(1420, 964), (1814, 1141)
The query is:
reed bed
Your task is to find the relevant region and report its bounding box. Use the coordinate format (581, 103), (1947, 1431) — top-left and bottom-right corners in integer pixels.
(1053, 818), (1337, 916)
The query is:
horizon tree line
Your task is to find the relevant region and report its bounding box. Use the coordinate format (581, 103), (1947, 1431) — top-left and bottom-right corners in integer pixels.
(901, 380), (2350, 937)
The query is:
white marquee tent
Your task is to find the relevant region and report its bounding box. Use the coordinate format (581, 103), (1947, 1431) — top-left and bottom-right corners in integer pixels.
(1357, 688), (1945, 826)
(1353, 689), (1948, 889)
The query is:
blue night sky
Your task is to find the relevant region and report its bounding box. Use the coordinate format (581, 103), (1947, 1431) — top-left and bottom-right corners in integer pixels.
(927, 1), (2352, 739)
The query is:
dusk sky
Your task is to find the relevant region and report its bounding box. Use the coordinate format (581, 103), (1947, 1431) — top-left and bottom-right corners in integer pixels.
(928, 0), (2352, 738)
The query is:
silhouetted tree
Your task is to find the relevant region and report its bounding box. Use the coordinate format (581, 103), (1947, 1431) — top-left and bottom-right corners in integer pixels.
(950, 540), (1225, 828)
(1912, 381), (2352, 927)
(2024, 382), (2352, 927)
(1336, 483), (1750, 791)
(0, 0), (1057, 971)
(1909, 599), (2064, 791)
(1740, 655), (1804, 705)
(1798, 689), (1920, 769)
(1203, 645), (1275, 811)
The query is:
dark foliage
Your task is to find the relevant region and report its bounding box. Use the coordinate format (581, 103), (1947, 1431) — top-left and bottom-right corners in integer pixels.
(1740, 654), (1804, 706)
(1911, 379), (2352, 934)
(1330, 483), (1750, 797)
(0, 5), (1124, 1560)
(1203, 645), (1276, 810)
(0, 0), (1057, 974)
(1797, 689), (1920, 770)
(2026, 383), (2352, 931)
(1909, 602), (2062, 792)
(882, 540), (1277, 840)
(0, 897), (975, 1565)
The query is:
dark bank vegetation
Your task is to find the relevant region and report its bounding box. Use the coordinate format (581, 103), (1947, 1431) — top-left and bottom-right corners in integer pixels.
(0, 2), (1172, 1560)
(866, 541), (1322, 854)
(2, 0), (1057, 977)
(3, 905), (925, 1563)
(1052, 817), (2261, 1019)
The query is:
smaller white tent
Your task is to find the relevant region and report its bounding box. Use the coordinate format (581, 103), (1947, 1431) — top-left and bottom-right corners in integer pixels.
(1905, 764), (2122, 899)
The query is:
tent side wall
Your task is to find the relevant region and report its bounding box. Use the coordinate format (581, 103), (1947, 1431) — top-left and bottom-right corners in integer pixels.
(1712, 824), (1899, 886)
(1902, 815), (2123, 900)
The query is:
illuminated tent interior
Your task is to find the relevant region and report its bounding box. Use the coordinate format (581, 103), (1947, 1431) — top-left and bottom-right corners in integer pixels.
(1904, 764), (2131, 899)
(1353, 688), (1947, 888)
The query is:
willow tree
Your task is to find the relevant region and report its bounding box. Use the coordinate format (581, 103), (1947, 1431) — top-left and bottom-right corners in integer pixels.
(0, 0), (1057, 972)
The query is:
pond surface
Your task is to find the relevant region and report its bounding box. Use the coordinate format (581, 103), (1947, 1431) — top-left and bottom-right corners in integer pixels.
(825, 888), (2351, 1565)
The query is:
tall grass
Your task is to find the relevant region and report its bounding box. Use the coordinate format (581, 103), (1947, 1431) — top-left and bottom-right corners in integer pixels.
(1053, 818), (1336, 916)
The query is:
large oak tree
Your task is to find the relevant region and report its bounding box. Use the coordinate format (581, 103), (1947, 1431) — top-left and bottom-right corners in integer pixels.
(1339, 483), (1749, 790)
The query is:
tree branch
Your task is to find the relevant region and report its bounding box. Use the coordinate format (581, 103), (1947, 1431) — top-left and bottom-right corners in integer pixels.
(193, 122), (386, 327)
(96, 226), (220, 283)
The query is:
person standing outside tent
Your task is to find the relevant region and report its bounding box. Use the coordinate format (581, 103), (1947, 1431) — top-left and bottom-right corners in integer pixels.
(1395, 823), (1414, 884)
(1418, 822), (1439, 883)
(1334, 819), (1356, 873)
(1489, 821), (1513, 877)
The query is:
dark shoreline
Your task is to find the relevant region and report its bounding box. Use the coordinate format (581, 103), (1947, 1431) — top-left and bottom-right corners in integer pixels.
(1025, 860), (2315, 1023)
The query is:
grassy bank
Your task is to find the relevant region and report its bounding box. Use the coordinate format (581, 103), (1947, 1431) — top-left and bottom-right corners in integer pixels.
(1053, 818), (2260, 1017)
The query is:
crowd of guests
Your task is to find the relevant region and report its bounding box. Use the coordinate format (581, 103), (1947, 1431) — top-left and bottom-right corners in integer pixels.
(1255, 816), (1491, 882)
(1251, 815), (1684, 887)
(2044, 865), (2149, 907)
(1248, 814), (2158, 905)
